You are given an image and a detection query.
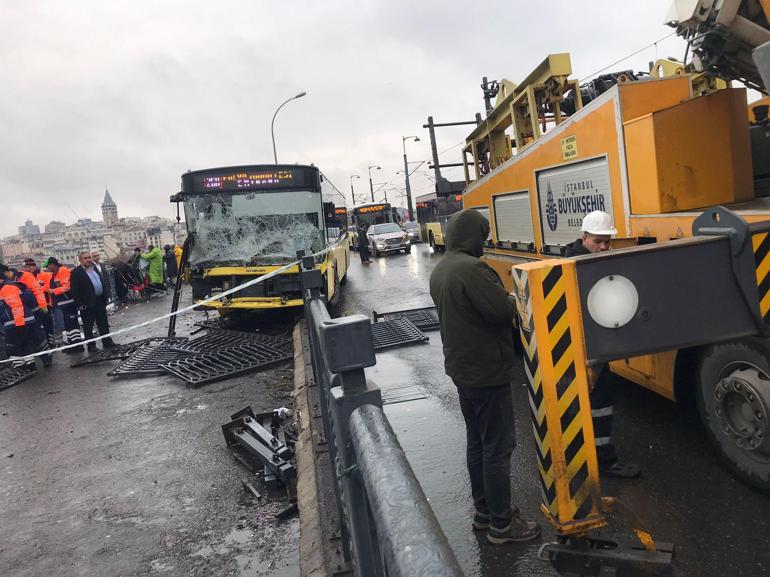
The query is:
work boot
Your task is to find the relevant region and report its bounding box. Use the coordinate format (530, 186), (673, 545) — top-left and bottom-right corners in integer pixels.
(487, 513), (541, 545)
(472, 510), (490, 531)
(102, 339), (118, 349)
(87, 343), (98, 353)
(600, 460), (641, 479)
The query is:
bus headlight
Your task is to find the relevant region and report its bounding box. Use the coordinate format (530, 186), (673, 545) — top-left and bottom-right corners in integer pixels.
(586, 274), (638, 329)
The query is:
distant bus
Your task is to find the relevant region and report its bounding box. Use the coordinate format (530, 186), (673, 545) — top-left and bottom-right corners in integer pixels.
(349, 202), (394, 250)
(415, 192), (464, 251)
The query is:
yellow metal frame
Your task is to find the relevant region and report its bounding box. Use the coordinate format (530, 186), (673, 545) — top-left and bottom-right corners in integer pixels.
(195, 236), (350, 314)
(513, 258), (605, 535)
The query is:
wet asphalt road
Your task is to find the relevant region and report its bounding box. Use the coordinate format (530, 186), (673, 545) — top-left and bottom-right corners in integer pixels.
(339, 243), (770, 577)
(0, 291), (299, 577)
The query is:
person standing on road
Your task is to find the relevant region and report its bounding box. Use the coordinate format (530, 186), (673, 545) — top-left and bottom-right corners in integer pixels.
(564, 210), (641, 479)
(45, 257), (84, 352)
(163, 244), (178, 286)
(357, 223), (371, 264)
(91, 251), (104, 275)
(31, 259), (57, 348)
(0, 270), (42, 369)
(430, 209), (541, 545)
(70, 251), (117, 352)
(142, 244), (165, 295)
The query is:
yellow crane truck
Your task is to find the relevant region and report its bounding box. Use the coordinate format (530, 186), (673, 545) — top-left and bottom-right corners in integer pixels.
(457, 0), (770, 489)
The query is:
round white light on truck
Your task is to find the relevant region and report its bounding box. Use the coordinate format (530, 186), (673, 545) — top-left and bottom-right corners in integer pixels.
(586, 274), (638, 329)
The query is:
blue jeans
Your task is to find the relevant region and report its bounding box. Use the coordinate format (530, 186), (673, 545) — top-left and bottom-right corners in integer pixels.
(454, 381), (516, 530)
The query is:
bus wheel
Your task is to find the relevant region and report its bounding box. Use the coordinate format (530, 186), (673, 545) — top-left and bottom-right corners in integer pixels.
(328, 271), (341, 308)
(697, 338), (770, 491)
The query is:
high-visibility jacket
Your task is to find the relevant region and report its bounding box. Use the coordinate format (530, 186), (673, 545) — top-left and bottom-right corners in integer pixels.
(50, 266), (74, 306)
(0, 283), (27, 327)
(37, 270), (54, 307)
(15, 270), (47, 310)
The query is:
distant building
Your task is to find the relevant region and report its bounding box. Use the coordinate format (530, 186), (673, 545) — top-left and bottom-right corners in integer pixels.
(102, 189), (118, 226)
(44, 220), (66, 234)
(18, 219), (40, 237)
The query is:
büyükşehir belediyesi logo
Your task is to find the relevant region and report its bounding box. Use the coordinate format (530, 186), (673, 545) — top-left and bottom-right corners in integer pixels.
(546, 182), (558, 232)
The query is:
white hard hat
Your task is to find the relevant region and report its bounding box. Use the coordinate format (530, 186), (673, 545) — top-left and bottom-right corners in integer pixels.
(581, 211), (617, 235)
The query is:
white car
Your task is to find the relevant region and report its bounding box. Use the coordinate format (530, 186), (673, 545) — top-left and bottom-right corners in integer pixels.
(367, 222), (411, 257)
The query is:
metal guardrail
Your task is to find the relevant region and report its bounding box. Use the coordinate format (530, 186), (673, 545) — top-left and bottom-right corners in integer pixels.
(298, 252), (465, 577)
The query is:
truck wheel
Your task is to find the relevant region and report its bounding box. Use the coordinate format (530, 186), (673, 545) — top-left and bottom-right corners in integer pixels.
(697, 338), (770, 491)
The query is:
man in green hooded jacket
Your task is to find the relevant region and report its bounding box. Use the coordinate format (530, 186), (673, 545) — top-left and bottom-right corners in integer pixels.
(142, 245), (165, 294)
(430, 209), (540, 545)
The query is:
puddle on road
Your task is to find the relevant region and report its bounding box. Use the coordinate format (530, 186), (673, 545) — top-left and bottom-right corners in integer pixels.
(191, 504), (299, 577)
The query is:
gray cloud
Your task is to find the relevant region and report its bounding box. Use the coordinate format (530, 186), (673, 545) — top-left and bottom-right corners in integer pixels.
(1, 0), (690, 235)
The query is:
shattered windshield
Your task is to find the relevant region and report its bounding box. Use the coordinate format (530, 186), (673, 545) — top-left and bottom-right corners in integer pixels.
(184, 190), (325, 266)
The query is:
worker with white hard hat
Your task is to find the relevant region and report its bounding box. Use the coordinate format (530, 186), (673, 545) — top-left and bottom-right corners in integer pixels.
(564, 211), (641, 479)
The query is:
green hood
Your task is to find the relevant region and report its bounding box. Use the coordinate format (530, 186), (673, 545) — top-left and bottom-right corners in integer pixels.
(446, 209), (489, 258)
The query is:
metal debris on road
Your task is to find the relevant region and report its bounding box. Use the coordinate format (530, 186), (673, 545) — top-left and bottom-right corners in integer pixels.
(0, 364), (37, 393)
(161, 341), (292, 387)
(170, 329), (292, 354)
(108, 341), (194, 378)
(242, 480), (262, 500)
(223, 406), (297, 491)
(372, 305), (440, 331)
(70, 337), (188, 368)
(370, 317), (430, 351)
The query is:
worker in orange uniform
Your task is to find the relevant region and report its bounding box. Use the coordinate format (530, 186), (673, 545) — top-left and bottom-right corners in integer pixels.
(2, 264), (53, 366)
(0, 271), (39, 370)
(24, 258), (56, 349)
(45, 257), (84, 353)
(29, 259), (57, 348)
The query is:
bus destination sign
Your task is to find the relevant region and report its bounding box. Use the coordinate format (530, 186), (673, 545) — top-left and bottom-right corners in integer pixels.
(357, 204), (388, 214)
(198, 170), (294, 191)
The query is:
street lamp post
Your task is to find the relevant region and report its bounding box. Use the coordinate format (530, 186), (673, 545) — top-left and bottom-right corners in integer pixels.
(350, 174), (360, 205)
(271, 91), (307, 164)
(402, 136), (420, 221)
(368, 165), (381, 202)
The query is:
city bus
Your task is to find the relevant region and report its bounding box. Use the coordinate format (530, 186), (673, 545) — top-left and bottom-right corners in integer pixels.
(172, 164), (350, 312)
(415, 192), (464, 251)
(349, 202), (394, 248)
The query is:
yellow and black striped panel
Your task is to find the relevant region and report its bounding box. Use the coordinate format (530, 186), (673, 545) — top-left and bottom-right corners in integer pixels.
(513, 268), (556, 516)
(540, 264), (595, 521)
(752, 232), (770, 324)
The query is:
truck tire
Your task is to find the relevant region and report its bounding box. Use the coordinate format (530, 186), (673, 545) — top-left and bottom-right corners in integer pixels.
(696, 338), (770, 491)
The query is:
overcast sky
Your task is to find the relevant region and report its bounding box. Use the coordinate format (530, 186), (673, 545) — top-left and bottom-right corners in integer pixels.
(1, 0), (696, 237)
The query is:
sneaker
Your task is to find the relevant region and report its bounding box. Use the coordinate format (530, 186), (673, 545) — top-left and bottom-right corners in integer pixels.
(487, 514), (541, 544)
(600, 460), (641, 479)
(472, 511), (490, 531)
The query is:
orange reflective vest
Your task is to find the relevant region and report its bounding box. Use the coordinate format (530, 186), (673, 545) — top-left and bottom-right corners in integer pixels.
(50, 266), (73, 305)
(0, 283), (26, 327)
(17, 270), (47, 310)
(37, 270), (54, 307)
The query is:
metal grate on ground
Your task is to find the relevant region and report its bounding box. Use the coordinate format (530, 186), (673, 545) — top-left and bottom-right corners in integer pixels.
(0, 365), (37, 392)
(108, 342), (193, 378)
(380, 384), (428, 405)
(170, 329), (292, 354)
(161, 341), (293, 387)
(370, 317), (429, 351)
(70, 337), (188, 368)
(372, 306), (440, 332)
